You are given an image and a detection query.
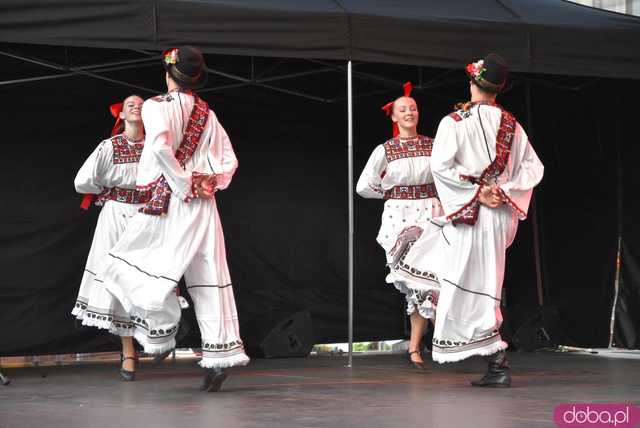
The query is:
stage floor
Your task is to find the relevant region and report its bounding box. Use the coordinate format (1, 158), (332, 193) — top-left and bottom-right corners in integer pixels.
(0, 351), (638, 428)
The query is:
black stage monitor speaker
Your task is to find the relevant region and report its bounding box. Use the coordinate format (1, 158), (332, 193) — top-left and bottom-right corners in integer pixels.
(509, 305), (563, 351)
(243, 309), (314, 358)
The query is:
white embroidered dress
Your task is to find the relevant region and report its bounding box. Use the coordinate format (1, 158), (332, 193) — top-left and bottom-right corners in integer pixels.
(102, 91), (249, 369)
(72, 134), (145, 336)
(356, 135), (444, 319)
(391, 103), (544, 363)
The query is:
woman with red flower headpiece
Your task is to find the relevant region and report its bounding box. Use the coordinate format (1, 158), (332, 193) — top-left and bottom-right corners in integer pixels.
(71, 95), (146, 381)
(356, 83), (444, 370)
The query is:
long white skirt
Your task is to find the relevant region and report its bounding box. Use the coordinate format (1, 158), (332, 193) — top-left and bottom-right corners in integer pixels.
(392, 204), (518, 363)
(102, 194), (250, 369)
(72, 200), (140, 336)
(378, 197), (442, 320)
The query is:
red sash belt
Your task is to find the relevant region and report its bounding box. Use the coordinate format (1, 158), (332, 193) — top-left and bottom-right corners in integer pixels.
(383, 183), (438, 200)
(98, 187), (152, 205)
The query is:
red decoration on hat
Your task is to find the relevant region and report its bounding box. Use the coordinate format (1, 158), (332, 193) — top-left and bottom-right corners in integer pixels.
(466, 59), (486, 80)
(381, 82), (413, 137)
(163, 48), (179, 66)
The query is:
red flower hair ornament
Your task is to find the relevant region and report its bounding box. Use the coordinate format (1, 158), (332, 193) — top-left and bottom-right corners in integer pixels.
(80, 101), (125, 210)
(381, 81), (413, 137)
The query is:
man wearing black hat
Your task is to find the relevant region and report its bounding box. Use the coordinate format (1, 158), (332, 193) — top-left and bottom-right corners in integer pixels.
(102, 46), (249, 392)
(390, 53), (544, 387)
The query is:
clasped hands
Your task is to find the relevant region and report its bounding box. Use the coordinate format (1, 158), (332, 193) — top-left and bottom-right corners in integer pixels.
(193, 174), (217, 199)
(478, 184), (504, 208)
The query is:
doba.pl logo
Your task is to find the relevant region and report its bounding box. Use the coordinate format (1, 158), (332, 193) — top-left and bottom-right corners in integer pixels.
(554, 403), (640, 427)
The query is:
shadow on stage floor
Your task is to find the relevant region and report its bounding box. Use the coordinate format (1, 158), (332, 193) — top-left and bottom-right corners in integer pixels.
(0, 351), (638, 428)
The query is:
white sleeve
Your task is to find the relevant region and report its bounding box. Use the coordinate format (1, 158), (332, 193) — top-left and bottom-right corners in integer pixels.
(356, 145), (387, 199)
(142, 99), (193, 200)
(430, 117), (481, 220)
(74, 140), (111, 194)
(205, 112), (238, 191)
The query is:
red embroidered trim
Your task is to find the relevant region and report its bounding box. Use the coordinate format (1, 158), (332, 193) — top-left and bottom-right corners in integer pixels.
(175, 101), (208, 168)
(384, 183), (438, 200)
(383, 135), (433, 162)
(448, 112), (463, 122)
(368, 183), (384, 195)
(97, 187), (152, 205)
(150, 90), (194, 103)
(446, 109), (516, 226)
(111, 134), (144, 164)
(448, 186), (482, 225)
(459, 174), (479, 184)
(478, 110), (516, 185)
(138, 178), (171, 215)
(497, 188), (527, 219)
(448, 102), (502, 123)
(140, 95), (209, 216)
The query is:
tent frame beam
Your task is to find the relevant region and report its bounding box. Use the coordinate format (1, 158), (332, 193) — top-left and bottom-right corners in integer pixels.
(3, 45), (468, 103)
(2, 45), (595, 105)
(0, 49), (159, 93)
(0, 61), (159, 87)
(132, 49), (334, 102)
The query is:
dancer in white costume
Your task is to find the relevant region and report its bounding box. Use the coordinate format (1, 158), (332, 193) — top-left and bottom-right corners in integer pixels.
(390, 54), (544, 387)
(72, 95), (147, 381)
(101, 46), (249, 392)
(356, 83), (443, 370)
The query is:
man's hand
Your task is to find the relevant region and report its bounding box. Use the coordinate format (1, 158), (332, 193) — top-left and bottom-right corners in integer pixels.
(200, 174), (217, 197)
(193, 174), (217, 200)
(478, 185), (504, 208)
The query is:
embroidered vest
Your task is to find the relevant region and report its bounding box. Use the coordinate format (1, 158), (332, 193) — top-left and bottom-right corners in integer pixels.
(139, 94), (209, 216)
(447, 108), (516, 226)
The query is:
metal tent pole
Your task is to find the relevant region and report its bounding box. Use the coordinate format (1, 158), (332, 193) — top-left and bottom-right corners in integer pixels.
(609, 119), (624, 349)
(609, 237), (622, 348)
(525, 81), (545, 306)
(347, 60), (354, 368)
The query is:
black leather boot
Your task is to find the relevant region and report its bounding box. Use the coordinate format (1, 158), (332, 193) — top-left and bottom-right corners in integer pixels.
(152, 349), (173, 365)
(203, 368), (228, 392)
(470, 350), (511, 388)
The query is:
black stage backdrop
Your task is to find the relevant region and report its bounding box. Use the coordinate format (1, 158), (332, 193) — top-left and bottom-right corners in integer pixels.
(617, 243), (640, 349)
(1, 59), (638, 355)
(616, 106), (640, 349)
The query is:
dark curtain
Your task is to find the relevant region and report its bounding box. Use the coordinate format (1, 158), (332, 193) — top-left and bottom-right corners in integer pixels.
(0, 57), (636, 355)
(615, 243), (640, 349)
(615, 81), (640, 348)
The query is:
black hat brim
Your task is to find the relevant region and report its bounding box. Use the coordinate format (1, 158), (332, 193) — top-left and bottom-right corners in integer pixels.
(466, 71), (504, 94)
(163, 63), (208, 90)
